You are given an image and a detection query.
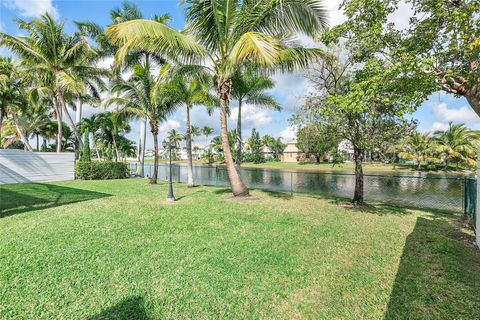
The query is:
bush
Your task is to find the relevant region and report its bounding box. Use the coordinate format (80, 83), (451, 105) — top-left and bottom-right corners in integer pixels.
(76, 161), (129, 180)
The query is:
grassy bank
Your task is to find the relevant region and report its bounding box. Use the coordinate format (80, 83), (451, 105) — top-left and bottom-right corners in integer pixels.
(1, 179), (479, 319)
(142, 158), (473, 174)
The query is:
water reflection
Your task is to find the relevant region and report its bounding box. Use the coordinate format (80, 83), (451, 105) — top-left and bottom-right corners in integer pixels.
(136, 163), (466, 211)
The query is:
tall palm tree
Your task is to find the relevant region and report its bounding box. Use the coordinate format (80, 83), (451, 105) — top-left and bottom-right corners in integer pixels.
(168, 75), (216, 187)
(0, 13), (108, 152)
(434, 122), (479, 169)
(106, 64), (179, 183)
(77, 2), (171, 176)
(0, 57), (33, 151)
(399, 131), (433, 170)
(107, 0), (327, 196)
(202, 126), (214, 146)
(232, 67), (280, 165)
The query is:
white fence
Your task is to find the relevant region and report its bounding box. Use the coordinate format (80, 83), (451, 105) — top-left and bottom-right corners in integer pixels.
(0, 150), (75, 184)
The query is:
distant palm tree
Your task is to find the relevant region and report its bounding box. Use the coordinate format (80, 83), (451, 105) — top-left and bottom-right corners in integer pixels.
(232, 68), (280, 165)
(106, 64), (180, 183)
(202, 126), (214, 147)
(399, 132), (433, 170)
(1, 13), (108, 152)
(96, 112), (131, 161)
(77, 2), (170, 175)
(434, 122), (479, 169)
(107, 0), (328, 196)
(168, 129), (184, 146)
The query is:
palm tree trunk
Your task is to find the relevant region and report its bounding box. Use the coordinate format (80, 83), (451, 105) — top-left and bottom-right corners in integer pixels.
(235, 98), (242, 166)
(136, 117), (147, 177)
(13, 114), (33, 152)
(150, 121), (159, 184)
(36, 134), (39, 151)
(112, 135), (120, 162)
(352, 145), (364, 206)
(219, 80), (249, 196)
(0, 112), (4, 145)
(75, 99), (82, 125)
(186, 106), (194, 187)
(61, 99), (83, 149)
(53, 97), (62, 152)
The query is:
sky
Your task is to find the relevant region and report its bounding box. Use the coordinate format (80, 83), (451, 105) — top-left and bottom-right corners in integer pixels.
(0, 0), (478, 149)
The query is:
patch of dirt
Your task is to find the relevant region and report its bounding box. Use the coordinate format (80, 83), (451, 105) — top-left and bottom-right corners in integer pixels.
(222, 194), (261, 201)
(337, 202), (376, 210)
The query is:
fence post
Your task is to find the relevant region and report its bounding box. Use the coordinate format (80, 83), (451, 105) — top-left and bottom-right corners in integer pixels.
(476, 147), (480, 248)
(290, 172), (293, 196)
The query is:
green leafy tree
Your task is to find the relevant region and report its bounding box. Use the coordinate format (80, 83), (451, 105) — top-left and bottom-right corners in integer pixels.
(107, 0), (328, 196)
(296, 123), (340, 162)
(326, 0), (480, 116)
(246, 128), (265, 164)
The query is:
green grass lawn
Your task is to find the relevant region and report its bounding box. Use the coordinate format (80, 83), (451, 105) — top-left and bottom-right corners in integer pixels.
(1, 179), (479, 319)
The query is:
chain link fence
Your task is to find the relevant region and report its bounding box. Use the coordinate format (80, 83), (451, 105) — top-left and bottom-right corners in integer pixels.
(129, 163), (473, 213)
(464, 177), (477, 230)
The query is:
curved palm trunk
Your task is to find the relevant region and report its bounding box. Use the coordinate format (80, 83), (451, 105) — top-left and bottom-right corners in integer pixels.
(61, 100), (83, 150)
(150, 121), (159, 184)
(74, 99), (83, 159)
(53, 97), (62, 152)
(352, 145), (364, 206)
(12, 114), (33, 152)
(219, 81), (249, 196)
(186, 106), (194, 187)
(235, 98), (242, 166)
(136, 117), (147, 177)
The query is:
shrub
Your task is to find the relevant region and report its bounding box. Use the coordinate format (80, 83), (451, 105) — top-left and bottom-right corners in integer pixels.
(76, 161), (128, 180)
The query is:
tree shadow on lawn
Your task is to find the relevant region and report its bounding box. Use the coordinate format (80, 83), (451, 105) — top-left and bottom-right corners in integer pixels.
(0, 183), (112, 218)
(88, 296), (149, 320)
(384, 216), (480, 319)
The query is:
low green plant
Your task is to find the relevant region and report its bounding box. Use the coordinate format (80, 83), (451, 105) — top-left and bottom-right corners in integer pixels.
(75, 161), (128, 180)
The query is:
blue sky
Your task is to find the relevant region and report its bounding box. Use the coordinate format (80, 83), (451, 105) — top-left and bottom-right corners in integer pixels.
(1, 0), (478, 148)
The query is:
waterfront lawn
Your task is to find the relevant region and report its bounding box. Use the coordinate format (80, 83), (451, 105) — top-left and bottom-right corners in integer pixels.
(1, 179), (479, 319)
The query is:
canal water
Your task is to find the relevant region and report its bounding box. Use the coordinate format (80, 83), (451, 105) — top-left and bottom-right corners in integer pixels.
(134, 163), (473, 212)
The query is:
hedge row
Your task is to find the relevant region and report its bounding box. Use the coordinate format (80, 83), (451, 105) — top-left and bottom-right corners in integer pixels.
(76, 161), (129, 180)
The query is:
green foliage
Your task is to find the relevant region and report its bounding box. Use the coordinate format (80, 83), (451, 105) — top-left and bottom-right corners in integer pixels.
(75, 161), (128, 180)
(296, 123), (340, 162)
(80, 131), (91, 162)
(245, 128), (265, 164)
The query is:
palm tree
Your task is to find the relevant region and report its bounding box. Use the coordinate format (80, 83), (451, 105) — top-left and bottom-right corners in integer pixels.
(271, 137), (286, 160)
(1, 13), (109, 152)
(77, 2), (171, 175)
(399, 132), (433, 170)
(107, 0), (327, 196)
(433, 122), (479, 169)
(168, 75), (216, 187)
(106, 64), (179, 183)
(0, 56), (33, 150)
(232, 67), (280, 165)
(96, 111), (131, 161)
(202, 126), (214, 147)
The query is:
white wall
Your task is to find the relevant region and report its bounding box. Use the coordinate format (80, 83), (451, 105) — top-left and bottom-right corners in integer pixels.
(0, 150), (75, 184)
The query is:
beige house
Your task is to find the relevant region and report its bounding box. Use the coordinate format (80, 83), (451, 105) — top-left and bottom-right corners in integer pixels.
(281, 142), (317, 163)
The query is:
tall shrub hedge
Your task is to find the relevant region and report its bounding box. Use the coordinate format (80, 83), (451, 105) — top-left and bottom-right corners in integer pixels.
(76, 161), (129, 180)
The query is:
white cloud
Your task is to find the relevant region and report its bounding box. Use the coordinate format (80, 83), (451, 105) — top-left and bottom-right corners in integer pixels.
(229, 104), (272, 130)
(431, 122), (449, 132)
(158, 119), (181, 134)
(432, 103), (477, 123)
(327, 0), (346, 27)
(271, 72), (314, 112)
(3, 0), (59, 19)
(278, 125), (297, 143)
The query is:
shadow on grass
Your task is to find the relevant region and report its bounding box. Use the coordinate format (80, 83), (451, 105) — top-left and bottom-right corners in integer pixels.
(0, 183), (112, 218)
(384, 217), (480, 319)
(88, 296), (148, 320)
